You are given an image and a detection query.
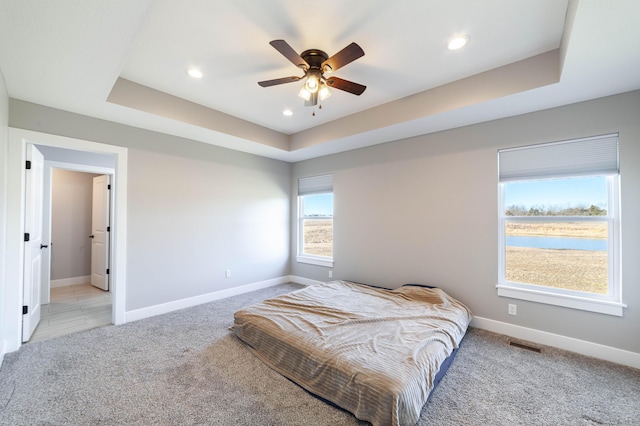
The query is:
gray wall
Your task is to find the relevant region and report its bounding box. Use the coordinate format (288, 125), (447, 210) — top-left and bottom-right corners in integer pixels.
(125, 147), (290, 309)
(9, 100), (291, 312)
(292, 90), (640, 354)
(50, 169), (98, 281)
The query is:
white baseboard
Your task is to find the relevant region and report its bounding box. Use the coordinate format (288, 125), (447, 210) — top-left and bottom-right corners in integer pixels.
(287, 275), (325, 286)
(124, 276), (293, 323)
(471, 316), (640, 370)
(51, 275), (90, 288)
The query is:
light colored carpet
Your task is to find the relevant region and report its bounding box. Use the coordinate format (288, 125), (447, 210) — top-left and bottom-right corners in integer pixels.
(1, 283), (638, 425)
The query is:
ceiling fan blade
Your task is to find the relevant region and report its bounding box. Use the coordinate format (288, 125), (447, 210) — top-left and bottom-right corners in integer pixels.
(258, 76), (301, 87)
(325, 77), (366, 95)
(269, 39), (308, 69)
(322, 42), (364, 72)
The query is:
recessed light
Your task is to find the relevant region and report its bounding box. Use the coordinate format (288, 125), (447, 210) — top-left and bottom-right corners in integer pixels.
(283, 109), (293, 116)
(448, 35), (469, 50)
(186, 68), (203, 79)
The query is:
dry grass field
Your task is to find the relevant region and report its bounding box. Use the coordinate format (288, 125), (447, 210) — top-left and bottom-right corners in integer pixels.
(506, 247), (607, 294)
(506, 221), (608, 294)
(303, 220), (333, 257)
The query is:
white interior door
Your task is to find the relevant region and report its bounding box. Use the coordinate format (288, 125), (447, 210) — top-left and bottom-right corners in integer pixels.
(91, 175), (110, 291)
(23, 144), (45, 342)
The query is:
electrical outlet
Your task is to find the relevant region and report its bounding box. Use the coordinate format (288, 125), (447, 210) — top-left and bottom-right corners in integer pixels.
(225, 269), (231, 278)
(328, 270), (333, 278)
(508, 304), (517, 316)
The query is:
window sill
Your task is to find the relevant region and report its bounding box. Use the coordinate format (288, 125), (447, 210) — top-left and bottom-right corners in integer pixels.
(496, 284), (626, 317)
(296, 255), (333, 268)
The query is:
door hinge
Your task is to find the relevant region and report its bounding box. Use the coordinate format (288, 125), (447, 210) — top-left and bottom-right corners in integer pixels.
(106, 268), (110, 275)
(108, 184), (111, 190)
(25, 160), (31, 170)
(23, 305), (28, 315)
(107, 226), (110, 232)
(24, 233), (30, 242)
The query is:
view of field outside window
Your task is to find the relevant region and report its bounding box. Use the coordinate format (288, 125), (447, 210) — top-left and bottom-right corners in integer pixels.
(301, 193), (333, 258)
(503, 176), (609, 294)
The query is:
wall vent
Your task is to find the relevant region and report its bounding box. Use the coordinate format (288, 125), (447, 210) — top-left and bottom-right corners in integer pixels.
(509, 340), (542, 353)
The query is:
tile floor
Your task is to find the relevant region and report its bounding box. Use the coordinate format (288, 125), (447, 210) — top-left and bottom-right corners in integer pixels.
(29, 283), (112, 343)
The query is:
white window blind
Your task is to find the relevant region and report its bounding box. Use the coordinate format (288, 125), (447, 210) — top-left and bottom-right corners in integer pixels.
(298, 174), (333, 195)
(498, 134), (619, 182)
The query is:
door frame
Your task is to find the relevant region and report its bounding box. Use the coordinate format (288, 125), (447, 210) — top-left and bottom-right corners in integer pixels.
(43, 162), (115, 303)
(5, 128), (128, 353)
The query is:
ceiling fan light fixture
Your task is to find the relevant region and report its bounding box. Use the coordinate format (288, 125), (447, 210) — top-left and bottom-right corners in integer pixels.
(448, 35), (469, 50)
(319, 85), (331, 101)
(298, 87), (312, 101)
(304, 75), (319, 93)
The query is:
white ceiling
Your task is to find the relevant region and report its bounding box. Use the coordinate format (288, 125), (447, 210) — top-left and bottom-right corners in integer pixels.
(1, 1), (639, 162)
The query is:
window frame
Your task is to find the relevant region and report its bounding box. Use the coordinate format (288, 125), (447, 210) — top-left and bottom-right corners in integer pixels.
(496, 139), (625, 316)
(296, 174), (334, 267)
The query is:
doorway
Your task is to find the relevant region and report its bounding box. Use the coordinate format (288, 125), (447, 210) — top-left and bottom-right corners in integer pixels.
(5, 128), (128, 354)
(30, 168), (113, 342)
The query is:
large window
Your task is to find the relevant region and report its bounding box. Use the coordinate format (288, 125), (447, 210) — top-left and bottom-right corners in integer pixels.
(297, 175), (333, 267)
(497, 134), (624, 316)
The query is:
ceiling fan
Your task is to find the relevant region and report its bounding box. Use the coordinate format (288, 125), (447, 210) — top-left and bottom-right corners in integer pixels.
(258, 39), (366, 108)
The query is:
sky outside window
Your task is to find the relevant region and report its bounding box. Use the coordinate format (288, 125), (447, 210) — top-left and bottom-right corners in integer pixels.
(303, 193), (333, 216)
(504, 176), (607, 212)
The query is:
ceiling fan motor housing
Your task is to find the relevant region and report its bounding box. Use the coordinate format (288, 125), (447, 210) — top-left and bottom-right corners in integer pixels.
(300, 49), (330, 72)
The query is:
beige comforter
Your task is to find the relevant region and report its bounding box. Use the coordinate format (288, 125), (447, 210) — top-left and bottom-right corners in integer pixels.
(233, 280), (472, 426)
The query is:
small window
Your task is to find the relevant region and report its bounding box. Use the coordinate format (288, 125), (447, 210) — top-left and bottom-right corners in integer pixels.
(297, 175), (333, 267)
(497, 134), (625, 316)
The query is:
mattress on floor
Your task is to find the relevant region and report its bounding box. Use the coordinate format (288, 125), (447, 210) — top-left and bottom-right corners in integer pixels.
(233, 280), (472, 426)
